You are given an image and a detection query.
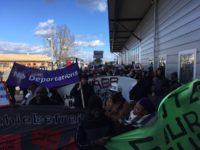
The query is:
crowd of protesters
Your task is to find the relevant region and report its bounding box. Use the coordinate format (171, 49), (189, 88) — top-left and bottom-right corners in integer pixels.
(74, 63), (181, 150)
(5, 62), (182, 150)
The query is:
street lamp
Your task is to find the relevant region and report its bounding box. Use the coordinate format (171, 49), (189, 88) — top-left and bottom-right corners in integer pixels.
(47, 37), (54, 70)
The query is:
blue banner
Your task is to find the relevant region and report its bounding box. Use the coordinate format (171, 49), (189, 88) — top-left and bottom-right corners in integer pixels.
(6, 63), (80, 88)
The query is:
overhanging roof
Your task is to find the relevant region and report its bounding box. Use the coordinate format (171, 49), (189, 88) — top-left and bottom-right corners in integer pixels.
(108, 0), (153, 52)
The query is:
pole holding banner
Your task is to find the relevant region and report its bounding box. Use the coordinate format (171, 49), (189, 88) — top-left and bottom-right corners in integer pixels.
(79, 82), (85, 109)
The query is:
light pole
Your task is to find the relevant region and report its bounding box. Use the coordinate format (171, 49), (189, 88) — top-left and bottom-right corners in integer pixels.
(47, 37), (54, 70)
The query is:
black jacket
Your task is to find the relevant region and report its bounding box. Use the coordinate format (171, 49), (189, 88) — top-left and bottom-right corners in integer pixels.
(76, 111), (113, 150)
(70, 83), (94, 108)
(129, 79), (148, 102)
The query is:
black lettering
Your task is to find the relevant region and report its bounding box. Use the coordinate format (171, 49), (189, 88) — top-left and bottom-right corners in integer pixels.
(183, 112), (200, 132)
(128, 137), (161, 150)
(168, 143), (185, 150)
(162, 104), (167, 118)
(164, 128), (170, 144)
(168, 86), (188, 108)
(166, 117), (187, 140)
(110, 77), (118, 86)
(189, 81), (200, 104)
(93, 80), (101, 88)
(101, 78), (109, 88)
(174, 93), (181, 108)
(150, 147), (161, 150)
(189, 136), (200, 149)
(177, 143), (184, 150)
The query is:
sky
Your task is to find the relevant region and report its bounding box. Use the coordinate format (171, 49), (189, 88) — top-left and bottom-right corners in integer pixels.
(0, 0), (114, 62)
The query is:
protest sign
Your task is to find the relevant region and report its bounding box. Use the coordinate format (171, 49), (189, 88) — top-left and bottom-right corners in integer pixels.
(6, 63), (80, 88)
(93, 50), (103, 59)
(90, 76), (137, 102)
(0, 106), (84, 150)
(0, 82), (12, 108)
(106, 80), (200, 150)
(58, 76), (137, 104)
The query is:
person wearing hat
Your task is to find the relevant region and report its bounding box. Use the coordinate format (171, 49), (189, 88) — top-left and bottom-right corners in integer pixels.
(103, 82), (133, 135)
(121, 97), (156, 129)
(70, 74), (94, 109)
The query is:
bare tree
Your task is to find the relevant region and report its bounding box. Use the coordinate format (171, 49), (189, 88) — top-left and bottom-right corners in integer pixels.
(49, 25), (75, 64)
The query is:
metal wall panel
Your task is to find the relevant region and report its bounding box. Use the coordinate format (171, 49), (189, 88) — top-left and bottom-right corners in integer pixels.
(125, 0), (200, 78)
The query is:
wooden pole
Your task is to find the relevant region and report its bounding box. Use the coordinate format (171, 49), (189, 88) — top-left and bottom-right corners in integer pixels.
(79, 82), (85, 108)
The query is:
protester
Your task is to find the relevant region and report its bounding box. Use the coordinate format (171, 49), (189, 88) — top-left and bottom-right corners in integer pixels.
(7, 85), (16, 104)
(129, 71), (148, 103)
(76, 95), (113, 150)
(29, 86), (56, 105)
(21, 83), (38, 105)
(152, 67), (169, 108)
(168, 72), (181, 93)
(103, 83), (133, 135)
(121, 97), (156, 128)
(49, 87), (64, 105)
(70, 74), (94, 108)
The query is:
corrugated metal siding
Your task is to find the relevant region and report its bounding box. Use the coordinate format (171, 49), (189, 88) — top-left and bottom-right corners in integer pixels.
(135, 5), (155, 69)
(158, 0), (200, 77)
(125, 0), (200, 78)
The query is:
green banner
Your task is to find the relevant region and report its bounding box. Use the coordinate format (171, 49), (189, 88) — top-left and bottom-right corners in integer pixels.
(106, 80), (200, 150)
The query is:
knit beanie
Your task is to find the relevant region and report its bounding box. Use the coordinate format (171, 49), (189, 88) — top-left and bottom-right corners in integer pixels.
(138, 97), (156, 114)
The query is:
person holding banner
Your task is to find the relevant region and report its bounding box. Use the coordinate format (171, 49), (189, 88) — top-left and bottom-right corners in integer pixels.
(129, 71), (149, 103)
(76, 95), (113, 150)
(104, 83), (132, 121)
(21, 83), (38, 105)
(121, 97), (156, 128)
(103, 83), (133, 135)
(29, 86), (56, 105)
(7, 85), (16, 104)
(70, 74), (94, 108)
(152, 68), (169, 108)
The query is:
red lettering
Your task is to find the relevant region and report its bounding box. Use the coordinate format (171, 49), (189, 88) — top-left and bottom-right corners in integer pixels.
(61, 136), (79, 150)
(32, 128), (61, 150)
(0, 134), (22, 150)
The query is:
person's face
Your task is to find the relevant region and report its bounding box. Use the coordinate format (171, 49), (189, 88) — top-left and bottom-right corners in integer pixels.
(111, 102), (120, 114)
(171, 74), (177, 81)
(133, 102), (146, 116)
(81, 78), (87, 85)
(105, 98), (113, 111)
(35, 87), (48, 101)
(29, 85), (37, 93)
(156, 70), (161, 76)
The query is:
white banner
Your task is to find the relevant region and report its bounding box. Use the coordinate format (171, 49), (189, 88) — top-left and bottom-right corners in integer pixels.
(58, 76), (137, 104)
(90, 76), (137, 102)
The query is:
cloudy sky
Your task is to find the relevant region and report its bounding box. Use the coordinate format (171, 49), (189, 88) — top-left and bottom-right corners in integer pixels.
(0, 0), (114, 62)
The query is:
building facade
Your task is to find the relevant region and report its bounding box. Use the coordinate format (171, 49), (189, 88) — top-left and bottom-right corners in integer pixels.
(109, 0), (200, 84)
(0, 54), (51, 81)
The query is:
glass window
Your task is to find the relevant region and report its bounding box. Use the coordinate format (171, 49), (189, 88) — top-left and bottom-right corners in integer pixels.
(179, 52), (195, 84)
(159, 56), (166, 75)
